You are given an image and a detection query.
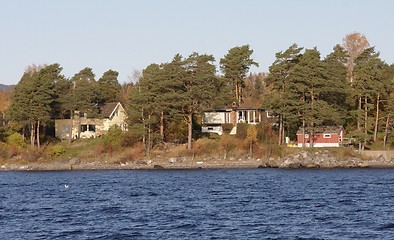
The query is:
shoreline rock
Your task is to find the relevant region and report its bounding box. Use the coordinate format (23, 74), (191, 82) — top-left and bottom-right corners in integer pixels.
(1, 150), (394, 171)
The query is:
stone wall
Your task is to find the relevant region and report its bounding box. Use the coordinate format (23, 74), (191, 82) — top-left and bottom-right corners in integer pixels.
(360, 150), (394, 161)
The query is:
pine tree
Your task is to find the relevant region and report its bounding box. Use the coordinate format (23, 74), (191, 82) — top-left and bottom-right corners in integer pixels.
(353, 47), (387, 149)
(265, 44), (303, 144)
(8, 64), (64, 147)
(97, 69), (121, 105)
(180, 53), (218, 150)
(220, 45), (259, 105)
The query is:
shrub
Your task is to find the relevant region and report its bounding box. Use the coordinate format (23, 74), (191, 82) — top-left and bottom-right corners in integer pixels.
(122, 124), (144, 147)
(0, 142), (8, 160)
(219, 134), (237, 159)
(222, 123), (234, 134)
(6, 133), (26, 148)
(193, 138), (218, 156)
(47, 145), (66, 157)
(236, 123), (249, 139)
(102, 125), (122, 150)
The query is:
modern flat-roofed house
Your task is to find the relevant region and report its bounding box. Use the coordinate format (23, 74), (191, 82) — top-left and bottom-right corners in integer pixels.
(202, 103), (275, 135)
(55, 102), (127, 140)
(296, 125), (345, 147)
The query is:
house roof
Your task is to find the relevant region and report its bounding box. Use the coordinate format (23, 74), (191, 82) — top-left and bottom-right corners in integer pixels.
(297, 125), (344, 135)
(101, 102), (121, 118)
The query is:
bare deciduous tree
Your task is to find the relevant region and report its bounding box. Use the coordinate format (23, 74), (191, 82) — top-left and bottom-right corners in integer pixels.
(342, 32), (370, 84)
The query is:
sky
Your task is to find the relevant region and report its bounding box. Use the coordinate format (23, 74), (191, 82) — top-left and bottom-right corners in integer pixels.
(1, 0), (394, 85)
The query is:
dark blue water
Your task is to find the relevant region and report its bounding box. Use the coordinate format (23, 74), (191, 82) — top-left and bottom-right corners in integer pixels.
(1, 169), (394, 239)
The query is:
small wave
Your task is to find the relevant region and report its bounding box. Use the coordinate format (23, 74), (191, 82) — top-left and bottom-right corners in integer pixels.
(174, 223), (197, 230)
(95, 232), (143, 239)
(377, 223), (394, 230)
(100, 205), (121, 214)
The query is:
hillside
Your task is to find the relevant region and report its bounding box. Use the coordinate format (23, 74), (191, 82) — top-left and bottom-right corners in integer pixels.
(0, 84), (14, 90)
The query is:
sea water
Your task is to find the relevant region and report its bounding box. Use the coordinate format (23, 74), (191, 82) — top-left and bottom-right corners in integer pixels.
(1, 169), (394, 239)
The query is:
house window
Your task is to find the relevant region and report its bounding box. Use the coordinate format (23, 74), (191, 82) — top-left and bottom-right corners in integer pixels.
(304, 134), (309, 138)
(81, 124), (96, 132)
(323, 134), (331, 138)
(81, 125), (88, 132)
(89, 125), (96, 132)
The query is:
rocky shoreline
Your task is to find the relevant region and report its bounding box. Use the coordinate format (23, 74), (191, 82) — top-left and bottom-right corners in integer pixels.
(1, 150), (394, 171)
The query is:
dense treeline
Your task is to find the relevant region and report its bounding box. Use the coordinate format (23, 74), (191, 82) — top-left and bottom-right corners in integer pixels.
(3, 65), (130, 148)
(265, 33), (394, 150)
(1, 32), (394, 155)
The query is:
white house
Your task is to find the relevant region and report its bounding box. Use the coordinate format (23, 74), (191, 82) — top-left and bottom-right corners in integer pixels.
(55, 102), (127, 140)
(202, 104), (275, 135)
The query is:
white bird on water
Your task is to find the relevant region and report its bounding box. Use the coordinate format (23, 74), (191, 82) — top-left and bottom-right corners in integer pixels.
(64, 184), (70, 189)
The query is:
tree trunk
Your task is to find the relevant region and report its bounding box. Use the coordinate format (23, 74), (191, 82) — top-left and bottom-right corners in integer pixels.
(358, 95), (362, 151)
(310, 91), (314, 148)
(30, 121), (35, 147)
(278, 115), (283, 145)
(357, 95), (362, 131)
(37, 119), (41, 149)
(68, 110), (73, 145)
(187, 112), (193, 150)
(147, 114), (151, 158)
(281, 121), (285, 145)
(363, 95), (368, 151)
(160, 111), (164, 141)
(384, 113), (390, 148)
(77, 112), (81, 139)
(302, 120), (305, 148)
(374, 94), (380, 142)
(249, 141), (253, 157)
(235, 81), (240, 105)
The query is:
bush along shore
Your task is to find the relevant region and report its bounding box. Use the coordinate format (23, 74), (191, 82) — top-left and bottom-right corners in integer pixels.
(1, 144), (394, 171)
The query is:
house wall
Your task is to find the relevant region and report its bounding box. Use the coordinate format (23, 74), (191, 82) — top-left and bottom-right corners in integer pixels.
(202, 112), (226, 124)
(102, 106), (128, 131)
(297, 133), (340, 147)
(201, 125), (223, 135)
(55, 105), (128, 140)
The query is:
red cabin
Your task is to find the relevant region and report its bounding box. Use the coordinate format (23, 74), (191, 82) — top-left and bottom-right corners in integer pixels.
(296, 126), (345, 147)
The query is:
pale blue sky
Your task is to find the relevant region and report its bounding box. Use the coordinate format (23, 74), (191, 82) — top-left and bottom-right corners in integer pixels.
(1, 0), (393, 85)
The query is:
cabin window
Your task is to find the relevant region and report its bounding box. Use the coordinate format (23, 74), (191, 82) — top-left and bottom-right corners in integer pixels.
(323, 134), (331, 138)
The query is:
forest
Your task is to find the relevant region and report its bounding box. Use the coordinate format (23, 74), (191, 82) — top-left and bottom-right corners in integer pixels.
(1, 32), (394, 161)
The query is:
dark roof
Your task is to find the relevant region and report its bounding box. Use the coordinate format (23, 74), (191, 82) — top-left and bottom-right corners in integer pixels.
(297, 125), (344, 135)
(101, 102), (119, 118)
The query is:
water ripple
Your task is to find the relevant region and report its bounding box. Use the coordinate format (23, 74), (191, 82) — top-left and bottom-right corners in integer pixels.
(1, 169), (394, 239)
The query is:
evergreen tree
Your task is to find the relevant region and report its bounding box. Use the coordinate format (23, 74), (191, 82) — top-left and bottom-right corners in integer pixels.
(8, 64), (64, 147)
(71, 67), (98, 117)
(180, 53), (218, 150)
(383, 64), (394, 147)
(353, 47), (387, 149)
(289, 48), (343, 147)
(127, 64), (164, 156)
(97, 69), (121, 105)
(265, 44), (303, 144)
(220, 45), (259, 105)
